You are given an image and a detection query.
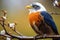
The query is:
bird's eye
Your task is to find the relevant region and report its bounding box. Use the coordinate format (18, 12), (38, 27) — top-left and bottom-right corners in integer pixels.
(32, 5), (39, 8)
(32, 5), (40, 10)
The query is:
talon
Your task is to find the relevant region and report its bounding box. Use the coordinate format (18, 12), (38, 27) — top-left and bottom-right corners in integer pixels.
(34, 36), (37, 40)
(33, 36), (36, 40)
(34, 35), (39, 40)
(43, 34), (47, 38)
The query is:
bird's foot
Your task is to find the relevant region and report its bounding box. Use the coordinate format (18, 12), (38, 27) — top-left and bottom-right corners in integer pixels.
(42, 34), (47, 38)
(33, 34), (47, 40)
(33, 35), (39, 40)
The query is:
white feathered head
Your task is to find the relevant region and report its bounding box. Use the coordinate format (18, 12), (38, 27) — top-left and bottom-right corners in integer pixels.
(26, 2), (46, 13)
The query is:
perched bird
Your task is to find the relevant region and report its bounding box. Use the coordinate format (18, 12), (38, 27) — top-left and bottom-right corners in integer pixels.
(26, 2), (60, 40)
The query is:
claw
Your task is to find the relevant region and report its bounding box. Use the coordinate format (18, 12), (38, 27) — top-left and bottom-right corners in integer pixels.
(34, 36), (36, 40)
(43, 34), (47, 38)
(34, 35), (39, 40)
(33, 34), (47, 40)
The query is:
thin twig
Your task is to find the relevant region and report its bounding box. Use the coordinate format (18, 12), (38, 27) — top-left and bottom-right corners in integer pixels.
(0, 33), (60, 40)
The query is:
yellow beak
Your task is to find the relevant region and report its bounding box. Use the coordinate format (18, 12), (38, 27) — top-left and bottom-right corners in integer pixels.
(25, 5), (32, 9)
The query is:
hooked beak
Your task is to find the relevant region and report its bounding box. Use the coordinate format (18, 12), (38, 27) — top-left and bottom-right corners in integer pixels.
(25, 5), (32, 9)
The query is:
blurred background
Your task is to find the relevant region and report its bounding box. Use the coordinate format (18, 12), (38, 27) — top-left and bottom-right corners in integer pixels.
(0, 0), (60, 40)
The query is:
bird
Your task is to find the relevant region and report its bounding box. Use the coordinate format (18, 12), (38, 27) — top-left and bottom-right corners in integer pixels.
(26, 2), (60, 40)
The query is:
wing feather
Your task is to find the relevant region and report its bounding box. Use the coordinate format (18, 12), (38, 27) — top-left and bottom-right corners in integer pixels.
(41, 11), (59, 34)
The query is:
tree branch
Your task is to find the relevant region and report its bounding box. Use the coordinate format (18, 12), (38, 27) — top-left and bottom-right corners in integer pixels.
(0, 33), (60, 40)
(49, 12), (60, 15)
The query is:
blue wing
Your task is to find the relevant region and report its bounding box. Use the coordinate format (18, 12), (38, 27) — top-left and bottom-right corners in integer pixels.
(41, 11), (59, 34)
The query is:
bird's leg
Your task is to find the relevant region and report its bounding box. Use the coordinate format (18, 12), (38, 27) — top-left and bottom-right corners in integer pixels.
(33, 34), (47, 40)
(34, 34), (40, 40)
(42, 34), (47, 38)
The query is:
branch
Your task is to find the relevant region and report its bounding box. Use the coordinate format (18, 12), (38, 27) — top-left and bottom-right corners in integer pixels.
(49, 12), (60, 15)
(0, 33), (60, 40)
(5, 23), (23, 36)
(0, 10), (60, 40)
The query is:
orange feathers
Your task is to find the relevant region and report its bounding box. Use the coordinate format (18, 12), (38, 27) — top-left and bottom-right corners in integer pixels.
(28, 12), (43, 26)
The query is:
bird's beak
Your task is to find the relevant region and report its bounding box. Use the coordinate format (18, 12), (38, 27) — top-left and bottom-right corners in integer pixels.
(25, 5), (32, 9)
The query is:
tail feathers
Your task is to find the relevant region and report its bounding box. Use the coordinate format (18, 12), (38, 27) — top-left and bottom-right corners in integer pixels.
(53, 38), (60, 40)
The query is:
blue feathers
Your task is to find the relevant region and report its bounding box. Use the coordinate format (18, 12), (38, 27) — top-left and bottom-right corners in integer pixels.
(41, 11), (59, 34)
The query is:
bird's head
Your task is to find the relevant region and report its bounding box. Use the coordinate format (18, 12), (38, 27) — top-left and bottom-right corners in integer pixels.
(26, 2), (46, 13)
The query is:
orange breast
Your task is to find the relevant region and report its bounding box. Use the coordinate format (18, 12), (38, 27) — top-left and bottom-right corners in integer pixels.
(28, 12), (43, 26)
